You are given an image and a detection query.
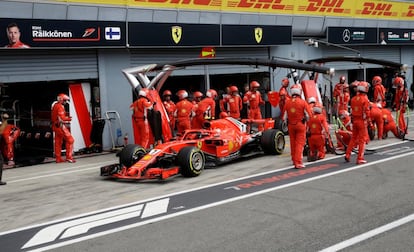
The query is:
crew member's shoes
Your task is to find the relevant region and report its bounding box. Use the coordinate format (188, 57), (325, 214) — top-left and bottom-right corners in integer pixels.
(7, 160), (15, 166)
(66, 159), (76, 163)
(0, 181), (6, 186)
(56, 158), (65, 163)
(344, 155), (350, 162)
(295, 164), (305, 169)
(357, 159), (367, 164)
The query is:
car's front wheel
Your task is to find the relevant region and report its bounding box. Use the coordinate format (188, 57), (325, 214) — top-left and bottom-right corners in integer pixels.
(118, 144), (147, 168)
(177, 146), (205, 177)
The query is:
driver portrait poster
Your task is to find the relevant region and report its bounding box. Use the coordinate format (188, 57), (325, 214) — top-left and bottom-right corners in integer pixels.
(0, 18), (126, 48)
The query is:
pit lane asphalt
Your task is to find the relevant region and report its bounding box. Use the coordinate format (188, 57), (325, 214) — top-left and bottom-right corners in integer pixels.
(1, 114), (414, 251)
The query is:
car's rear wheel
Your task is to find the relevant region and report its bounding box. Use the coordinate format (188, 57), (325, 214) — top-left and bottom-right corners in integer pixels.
(119, 144), (147, 168)
(261, 129), (285, 155)
(177, 146), (205, 177)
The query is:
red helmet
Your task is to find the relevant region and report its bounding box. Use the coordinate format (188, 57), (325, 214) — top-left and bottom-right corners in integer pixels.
(229, 85), (239, 93)
(290, 84), (302, 96)
(281, 77), (289, 87)
(162, 90), (172, 96)
(357, 81), (369, 93)
(206, 89), (218, 99)
(57, 93), (70, 103)
(339, 110), (349, 119)
(313, 103), (323, 114)
(193, 91), (203, 98)
(351, 81), (359, 88)
(219, 111), (229, 119)
(176, 90), (188, 100)
(339, 75), (346, 84)
(372, 76), (382, 86)
(250, 81), (260, 89)
(139, 88), (150, 97)
(393, 77), (404, 88)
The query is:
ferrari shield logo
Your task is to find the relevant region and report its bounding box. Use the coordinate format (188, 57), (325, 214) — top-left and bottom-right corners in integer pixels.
(254, 27), (263, 44)
(172, 26), (182, 44)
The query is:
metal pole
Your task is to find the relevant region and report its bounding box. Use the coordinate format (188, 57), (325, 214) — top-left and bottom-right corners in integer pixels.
(204, 65), (210, 90)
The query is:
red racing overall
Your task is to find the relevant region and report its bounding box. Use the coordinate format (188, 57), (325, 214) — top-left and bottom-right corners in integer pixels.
(131, 96), (153, 148)
(284, 86), (312, 169)
(51, 94), (75, 163)
(345, 85), (371, 164)
(307, 106), (329, 160)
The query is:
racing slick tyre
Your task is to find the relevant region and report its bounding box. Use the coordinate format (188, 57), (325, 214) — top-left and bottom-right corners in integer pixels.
(261, 129), (285, 155)
(274, 118), (288, 135)
(177, 146), (205, 177)
(118, 144), (147, 168)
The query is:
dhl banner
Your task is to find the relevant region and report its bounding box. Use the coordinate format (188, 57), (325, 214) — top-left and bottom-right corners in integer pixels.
(49, 0), (414, 21)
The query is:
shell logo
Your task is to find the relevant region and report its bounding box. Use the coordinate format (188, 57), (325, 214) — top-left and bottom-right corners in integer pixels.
(142, 154), (152, 160)
(228, 140), (234, 151)
(312, 123), (316, 129)
(290, 108), (296, 113)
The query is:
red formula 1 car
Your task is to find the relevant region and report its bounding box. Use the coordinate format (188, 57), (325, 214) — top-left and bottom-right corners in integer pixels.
(101, 58), (333, 180)
(101, 116), (285, 180)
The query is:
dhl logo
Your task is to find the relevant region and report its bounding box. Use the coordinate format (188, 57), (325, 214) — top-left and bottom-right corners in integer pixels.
(298, 0), (349, 14)
(402, 5), (414, 17)
(356, 2), (396, 17)
(135, 0), (294, 10)
(234, 0), (292, 11)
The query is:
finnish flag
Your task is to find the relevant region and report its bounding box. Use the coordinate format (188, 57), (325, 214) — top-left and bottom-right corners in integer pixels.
(105, 27), (121, 40)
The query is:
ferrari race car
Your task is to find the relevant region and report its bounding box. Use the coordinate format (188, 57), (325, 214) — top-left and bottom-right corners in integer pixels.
(100, 116), (285, 180)
(101, 57), (334, 180)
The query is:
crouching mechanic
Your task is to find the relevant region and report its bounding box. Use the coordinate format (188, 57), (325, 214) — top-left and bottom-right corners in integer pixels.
(51, 93), (75, 163)
(345, 81), (371, 164)
(382, 107), (401, 139)
(307, 103), (330, 161)
(335, 110), (352, 150)
(284, 84), (312, 169)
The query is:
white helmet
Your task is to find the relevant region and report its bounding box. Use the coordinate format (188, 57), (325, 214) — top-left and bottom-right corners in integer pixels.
(290, 84), (302, 96)
(313, 104), (323, 114)
(307, 97), (316, 104)
(138, 88), (150, 97)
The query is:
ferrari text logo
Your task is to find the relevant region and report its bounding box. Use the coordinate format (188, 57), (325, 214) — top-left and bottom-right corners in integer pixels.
(172, 26), (182, 44)
(254, 27), (263, 43)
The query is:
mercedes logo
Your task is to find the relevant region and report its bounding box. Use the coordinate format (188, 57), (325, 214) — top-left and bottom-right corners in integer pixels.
(342, 29), (351, 42)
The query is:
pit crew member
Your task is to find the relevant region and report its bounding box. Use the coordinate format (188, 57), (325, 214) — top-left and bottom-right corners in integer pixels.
(284, 84), (312, 169)
(344, 81), (371, 164)
(51, 93), (75, 163)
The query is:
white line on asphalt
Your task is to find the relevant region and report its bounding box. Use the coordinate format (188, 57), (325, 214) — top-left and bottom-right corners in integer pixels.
(5, 161), (116, 183)
(319, 213), (414, 251)
(22, 145), (414, 252)
(2, 141), (406, 235)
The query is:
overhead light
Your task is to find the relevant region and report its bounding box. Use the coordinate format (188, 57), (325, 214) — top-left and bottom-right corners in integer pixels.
(304, 38), (318, 48)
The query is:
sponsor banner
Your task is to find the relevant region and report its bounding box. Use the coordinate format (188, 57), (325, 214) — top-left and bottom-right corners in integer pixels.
(378, 28), (414, 45)
(0, 18), (126, 48)
(128, 22), (220, 47)
(43, 0), (414, 21)
(222, 25), (291, 46)
(327, 27), (378, 45)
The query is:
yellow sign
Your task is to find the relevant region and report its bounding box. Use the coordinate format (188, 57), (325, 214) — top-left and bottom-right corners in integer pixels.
(171, 26), (182, 44)
(200, 47), (216, 58)
(49, 1), (414, 21)
(254, 27), (263, 43)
